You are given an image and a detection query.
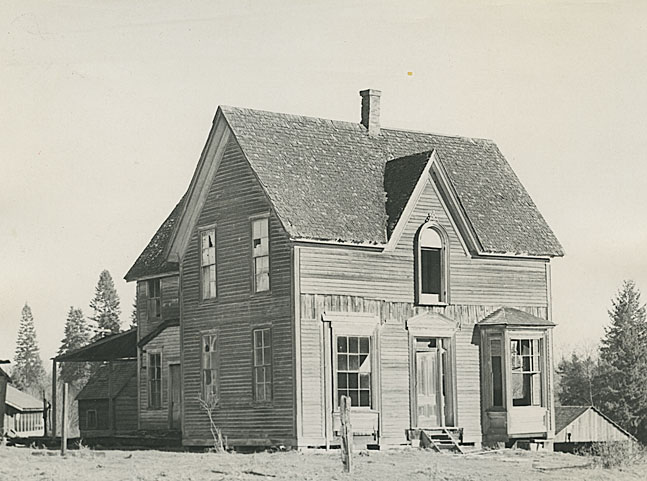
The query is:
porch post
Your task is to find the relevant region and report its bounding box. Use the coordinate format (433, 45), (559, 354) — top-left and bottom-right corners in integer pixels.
(108, 361), (113, 432)
(51, 359), (57, 438)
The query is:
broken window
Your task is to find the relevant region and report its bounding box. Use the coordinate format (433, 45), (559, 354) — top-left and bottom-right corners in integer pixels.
(148, 353), (162, 409)
(336, 335), (372, 408)
(510, 339), (542, 407)
(202, 334), (219, 402)
(201, 228), (217, 299)
(253, 328), (272, 402)
(148, 278), (161, 318)
(251, 218), (270, 292)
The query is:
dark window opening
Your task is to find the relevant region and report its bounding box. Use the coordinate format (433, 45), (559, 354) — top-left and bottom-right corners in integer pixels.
(421, 247), (442, 295)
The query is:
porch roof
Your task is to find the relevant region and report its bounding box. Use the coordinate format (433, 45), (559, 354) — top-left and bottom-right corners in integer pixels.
(54, 329), (137, 362)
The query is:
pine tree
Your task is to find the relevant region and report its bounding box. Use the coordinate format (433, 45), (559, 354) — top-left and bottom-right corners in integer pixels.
(556, 352), (598, 406)
(90, 270), (122, 338)
(596, 280), (647, 442)
(130, 299), (138, 329)
(57, 307), (91, 387)
(12, 303), (46, 394)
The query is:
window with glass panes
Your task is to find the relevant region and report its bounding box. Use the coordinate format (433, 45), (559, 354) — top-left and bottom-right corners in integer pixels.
(148, 278), (161, 318)
(201, 229), (217, 299)
(202, 334), (218, 401)
(251, 218), (269, 292)
(336, 335), (371, 408)
(510, 338), (542, 406)
(148, 353), (162, 408)
(253, 328), (272, 402)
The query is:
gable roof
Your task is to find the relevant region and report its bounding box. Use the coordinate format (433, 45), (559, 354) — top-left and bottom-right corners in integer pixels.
(76, 361), (136, 401)
(126, 103), (564, 280)
(5, 385), (43, 412)
(478, 307), (555, 327)
(555, 405), (634, 440)
(124, 197), (185, 282)
(54, 329), (137, 362)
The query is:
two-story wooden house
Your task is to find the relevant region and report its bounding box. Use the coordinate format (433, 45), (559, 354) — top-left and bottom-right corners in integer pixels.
(125, 89), (564, 449)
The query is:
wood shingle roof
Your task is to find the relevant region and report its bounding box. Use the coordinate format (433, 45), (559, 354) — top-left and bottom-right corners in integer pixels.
(126, 104), (564, 281)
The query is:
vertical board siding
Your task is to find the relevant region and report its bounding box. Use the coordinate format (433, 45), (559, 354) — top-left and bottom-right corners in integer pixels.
(115, 373), (138, 433)
(181, 138), (295, 446)
(555, 409), (632, 443)
(139, 326), (180, 430)
(299, 178), (549, 307)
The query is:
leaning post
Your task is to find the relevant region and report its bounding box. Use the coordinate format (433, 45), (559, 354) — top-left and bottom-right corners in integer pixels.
(340, 395), (353, 473)
(51, 359), (57, 439)
(61, 383), (68, 455)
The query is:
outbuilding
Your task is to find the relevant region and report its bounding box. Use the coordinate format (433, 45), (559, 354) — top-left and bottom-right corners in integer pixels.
(554, 405), (633, 452)
(0, 365), (9, 436)
(4, 384), (45, 437)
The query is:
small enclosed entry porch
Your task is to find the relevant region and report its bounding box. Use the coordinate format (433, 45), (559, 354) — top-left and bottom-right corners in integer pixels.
(477, 307), (556, 448)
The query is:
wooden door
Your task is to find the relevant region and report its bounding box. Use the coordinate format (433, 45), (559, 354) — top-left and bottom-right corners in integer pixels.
(415, 346), (444, 427)
(169, 364), (181, 430)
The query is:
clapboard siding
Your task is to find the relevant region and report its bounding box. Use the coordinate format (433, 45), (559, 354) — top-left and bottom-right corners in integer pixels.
(137, 275), (180, 339)
(181, 138), (295, 446)
(300, 178), (549, 307)
(298, 292), (549, 446)
(139, 326), (180, 430)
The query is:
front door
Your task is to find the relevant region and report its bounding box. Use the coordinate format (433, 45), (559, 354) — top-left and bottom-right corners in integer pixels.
(414, 338), (453, 427)
(169, 364), (181, 430)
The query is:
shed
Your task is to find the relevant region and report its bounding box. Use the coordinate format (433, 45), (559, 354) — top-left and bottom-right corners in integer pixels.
(76, 360), (137, 436)
(554, 406), (633, 451)
(4, 385), (45, 437)
(0, 365), (9, 436)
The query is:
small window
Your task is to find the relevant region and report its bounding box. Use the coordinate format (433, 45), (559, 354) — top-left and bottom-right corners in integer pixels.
(148, 279), (161, 318)
(336, 335), (372, 408)
(251, 218), (270, 292)
(86, 409), (97, 429)
(201, 228), (217, 299)
(510, 339), (542, 407)
(148, 353), (162, 408)
(417, 225), (447, 305)
(253, 328), (272, 402)
(202, 334), (219, 402)
(490, 338), (503, 407)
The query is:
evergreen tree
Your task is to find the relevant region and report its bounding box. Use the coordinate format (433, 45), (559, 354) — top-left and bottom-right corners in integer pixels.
(597, 280), (647, 442)
(90, 270), (122, 338)
(57, 307), (91, 387)
(130, 299), (137, 329)
(556, 352), (598, 406)
(12, 303), (46, 393)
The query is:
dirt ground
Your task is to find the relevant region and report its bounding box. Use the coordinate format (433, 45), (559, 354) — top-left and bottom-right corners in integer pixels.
(1, 446), (645, 481)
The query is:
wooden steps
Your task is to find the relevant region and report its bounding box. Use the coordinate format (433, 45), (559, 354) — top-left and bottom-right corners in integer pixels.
(407, 428), (466, 454)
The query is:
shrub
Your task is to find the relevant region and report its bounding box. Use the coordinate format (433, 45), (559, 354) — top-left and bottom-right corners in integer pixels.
(581, 440), (646, 469)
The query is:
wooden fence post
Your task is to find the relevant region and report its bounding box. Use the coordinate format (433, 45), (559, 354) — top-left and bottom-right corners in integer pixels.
(340, 395), (353, 473)
(61, 383), (68, 455)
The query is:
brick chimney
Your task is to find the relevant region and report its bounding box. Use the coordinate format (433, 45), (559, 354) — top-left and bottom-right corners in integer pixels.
(360, 89), (381, 136)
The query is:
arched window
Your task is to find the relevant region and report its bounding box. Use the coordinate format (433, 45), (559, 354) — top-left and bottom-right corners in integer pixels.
(416, 223), (448, 305)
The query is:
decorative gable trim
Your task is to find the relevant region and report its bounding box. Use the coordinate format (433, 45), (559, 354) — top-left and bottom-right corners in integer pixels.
(406, 311), (458, 338)
(166, 108), (231, 262)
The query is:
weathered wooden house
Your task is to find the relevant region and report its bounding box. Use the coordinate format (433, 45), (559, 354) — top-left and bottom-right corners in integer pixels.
(0, 366), (10, 436)
(125, 89), (564, 449)
(3, 385), (45, 437)
(76, 361), (138, 437)
(554, 406), (633, 451)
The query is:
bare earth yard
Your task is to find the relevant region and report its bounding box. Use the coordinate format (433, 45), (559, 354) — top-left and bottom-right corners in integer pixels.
(1, 446), (645, 481)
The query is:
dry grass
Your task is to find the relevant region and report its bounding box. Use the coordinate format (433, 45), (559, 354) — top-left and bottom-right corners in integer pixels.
(1, 446), (646, 481)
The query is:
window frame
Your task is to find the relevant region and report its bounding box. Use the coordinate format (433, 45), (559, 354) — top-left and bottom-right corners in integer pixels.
(252, 327), (273, 403)
(510, 337), (543, 407)
(147, 351), (163, 409)
(201, 331), (219, 403)
(250, 215), (270, 293)
(199, 225), (217, 300)
(86, 409), (97, 429)
(147, 278), (161, 319)
(334, 334), (373, 409)
(415, 222), (449, 306)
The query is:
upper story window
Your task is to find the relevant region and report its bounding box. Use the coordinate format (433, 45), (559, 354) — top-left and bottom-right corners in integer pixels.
(147, 279), (161, 318)
(201, 228), (217, 299)
(416, 224), (448, 305)
(251, 218), (270, 292)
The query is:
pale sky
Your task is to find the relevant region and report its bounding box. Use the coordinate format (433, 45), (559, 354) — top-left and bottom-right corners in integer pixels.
(2, 0), (646, 365)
